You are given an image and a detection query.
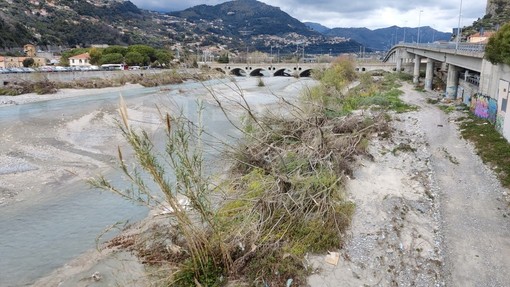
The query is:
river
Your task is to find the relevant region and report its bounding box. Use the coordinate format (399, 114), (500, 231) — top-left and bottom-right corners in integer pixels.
(0, 76), (314, 286)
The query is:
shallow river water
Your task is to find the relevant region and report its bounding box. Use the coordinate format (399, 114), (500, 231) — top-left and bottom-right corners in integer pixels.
(0, 77), (312, 286)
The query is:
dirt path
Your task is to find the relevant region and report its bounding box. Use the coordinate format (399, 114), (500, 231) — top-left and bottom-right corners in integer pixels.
(401, 85), (510, 286)
(309, 83), (510, 286)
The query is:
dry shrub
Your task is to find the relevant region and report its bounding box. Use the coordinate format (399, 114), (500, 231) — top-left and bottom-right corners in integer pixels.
(0, 80), (58, 95)
(211, 87), (390, 284)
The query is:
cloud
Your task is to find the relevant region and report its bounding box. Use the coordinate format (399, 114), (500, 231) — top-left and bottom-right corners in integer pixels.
(129, 0), (487, 32)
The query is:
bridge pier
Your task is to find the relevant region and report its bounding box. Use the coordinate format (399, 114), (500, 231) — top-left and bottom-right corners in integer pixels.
(396, 49), (402, 72)
(425, 58), (434, 91)
(446, 64), (459, 99)
(413, 55), (421, 85)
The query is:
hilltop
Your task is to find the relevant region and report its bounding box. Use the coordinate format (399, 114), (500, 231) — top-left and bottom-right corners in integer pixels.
(305, 23), (452, 50)
(462, 0), (510, 37)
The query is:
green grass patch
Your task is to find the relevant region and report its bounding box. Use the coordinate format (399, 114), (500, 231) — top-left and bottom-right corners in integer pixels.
(343, 85), (416, 114)
(460, 114), (510, 187)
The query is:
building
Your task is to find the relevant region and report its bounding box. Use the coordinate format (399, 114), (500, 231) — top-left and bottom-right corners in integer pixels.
(0, 56), (47, 68)
(24, 44), (37, 57)
(467, 31), (495, 44)
(0, 56), (20, 68)
(68, 52), (91, 67)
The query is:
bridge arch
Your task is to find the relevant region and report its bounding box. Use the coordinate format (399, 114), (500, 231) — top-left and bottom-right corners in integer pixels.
(230, 68), (247, 77)
(274, 68), (292, 77)
(249, 68), (266, 77)
(299, 69), (313, 77)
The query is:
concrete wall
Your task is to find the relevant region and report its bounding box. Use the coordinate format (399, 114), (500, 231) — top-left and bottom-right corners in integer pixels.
(471, 59), (510, 142)
(0, 70), (165, 86)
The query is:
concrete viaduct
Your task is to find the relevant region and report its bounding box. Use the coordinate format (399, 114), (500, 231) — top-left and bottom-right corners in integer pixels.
(385, 42), (510, 142)
(384, 43), (486, 98)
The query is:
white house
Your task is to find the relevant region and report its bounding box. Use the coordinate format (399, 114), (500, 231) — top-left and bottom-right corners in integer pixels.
(69, 52), (91, 67)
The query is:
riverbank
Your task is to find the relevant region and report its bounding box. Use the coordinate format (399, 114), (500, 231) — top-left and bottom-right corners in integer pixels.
(0, 83), (144, 106)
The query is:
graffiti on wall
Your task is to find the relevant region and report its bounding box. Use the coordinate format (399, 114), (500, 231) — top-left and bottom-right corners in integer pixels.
(496, 114), (505, 133)
(470, 94), (498, 123)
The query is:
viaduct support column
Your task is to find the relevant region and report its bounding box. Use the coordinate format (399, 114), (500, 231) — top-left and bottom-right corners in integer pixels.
(413, 54), (421, 85)
(396, 49), (402, 72)
(445, 64), (459, 99)
(425, 58), (434, 91)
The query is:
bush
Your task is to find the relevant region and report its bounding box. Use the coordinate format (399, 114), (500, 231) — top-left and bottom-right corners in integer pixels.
(485, 22), (510, 65)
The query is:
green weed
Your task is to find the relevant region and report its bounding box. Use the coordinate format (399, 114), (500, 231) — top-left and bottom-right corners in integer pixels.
(460, 114), (510, 187)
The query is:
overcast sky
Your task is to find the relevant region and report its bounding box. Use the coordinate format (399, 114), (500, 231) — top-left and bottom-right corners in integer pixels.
(129, 0), (487, 32)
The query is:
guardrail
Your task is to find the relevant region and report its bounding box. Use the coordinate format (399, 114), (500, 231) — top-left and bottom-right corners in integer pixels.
(401, 42), (486, 57)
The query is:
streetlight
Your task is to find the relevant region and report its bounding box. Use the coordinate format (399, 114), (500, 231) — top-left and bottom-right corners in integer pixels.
(395, 26), (398, 45)
(270, 45), (273, 64)
(417, 10), (423, 44)
(455, 0), (463, 50)
(403, 20), (408, 43)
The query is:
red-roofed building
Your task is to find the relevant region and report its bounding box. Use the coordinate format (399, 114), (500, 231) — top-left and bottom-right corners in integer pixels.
(467, 31), (496, 44)
(69, 52), (91, 67)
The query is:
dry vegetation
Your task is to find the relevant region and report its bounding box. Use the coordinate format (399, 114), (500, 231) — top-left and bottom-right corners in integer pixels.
(0, 69), (218, 96)
(91, 57), (414, 286)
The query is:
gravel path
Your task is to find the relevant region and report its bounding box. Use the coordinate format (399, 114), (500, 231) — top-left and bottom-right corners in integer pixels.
(309, 83), (510, 286)
(401, 85), (510, 287)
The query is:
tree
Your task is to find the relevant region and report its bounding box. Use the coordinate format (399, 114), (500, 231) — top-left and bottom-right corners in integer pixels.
(319, 56), (357, 91)
(103, 45), (128, 56)
(217, 53), (229, 63)
(99, 53), (124, 65)
(22, 58), (35, 67)
(125, 51), (144, 66)
(485, 22), (510, 65)
(89, 47), (102, 65)
(128, 44), (155, 64)
(154, 49), (173, 67)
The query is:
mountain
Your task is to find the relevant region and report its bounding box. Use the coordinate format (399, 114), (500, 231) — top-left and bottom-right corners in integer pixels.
(304, 22), (331, 34)
(170, 0), (317, 37)
(0, 0), (364, 55)
(0, 0), (165, 48)
(322, 25), (451, 51)
(168, 0), (362, 54)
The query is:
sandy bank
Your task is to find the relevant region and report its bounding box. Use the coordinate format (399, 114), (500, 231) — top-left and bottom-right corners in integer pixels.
(0, 83), (144, 106)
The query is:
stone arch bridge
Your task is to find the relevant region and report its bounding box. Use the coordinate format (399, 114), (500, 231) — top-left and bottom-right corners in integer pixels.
(208, 62), (397, 77)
